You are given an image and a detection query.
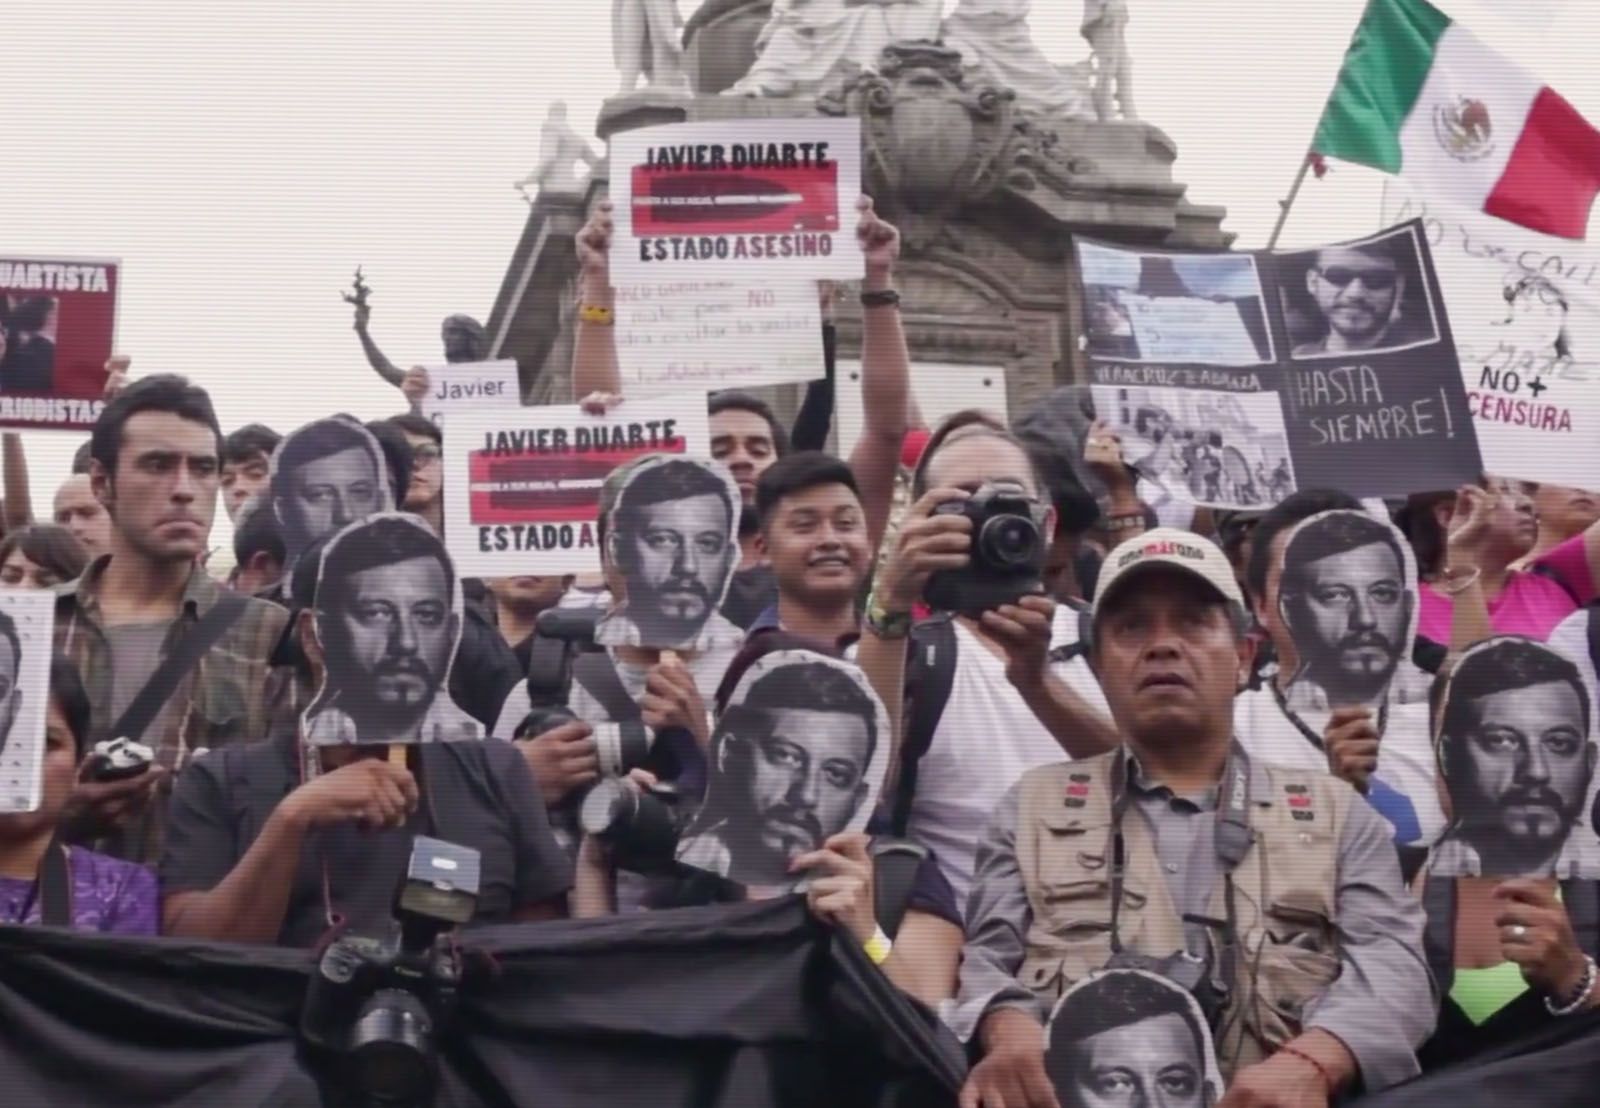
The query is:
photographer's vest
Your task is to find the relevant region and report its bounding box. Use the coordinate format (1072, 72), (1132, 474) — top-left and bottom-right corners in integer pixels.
(1013, 748), (1351, 1080)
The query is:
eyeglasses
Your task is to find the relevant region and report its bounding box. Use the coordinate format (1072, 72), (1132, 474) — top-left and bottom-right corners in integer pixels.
(412, 443), (442, 468)
(1317, 266), (1398, 291)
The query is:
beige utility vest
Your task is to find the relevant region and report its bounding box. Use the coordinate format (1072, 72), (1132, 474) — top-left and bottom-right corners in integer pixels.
(1013, 750), (1352, 1080)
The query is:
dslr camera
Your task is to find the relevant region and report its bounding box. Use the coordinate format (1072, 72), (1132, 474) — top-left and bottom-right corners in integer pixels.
(87, 737), (155, 783)
(300, 837), (479, 1107)
(923, 482), (1046, 614)
(517, 606), (654, 778)
(579, 777), (686, 875)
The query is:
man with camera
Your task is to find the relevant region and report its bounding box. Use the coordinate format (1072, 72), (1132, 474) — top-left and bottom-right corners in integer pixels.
(955, 531), (1432, 1108)
(856, 415), (1120, 902)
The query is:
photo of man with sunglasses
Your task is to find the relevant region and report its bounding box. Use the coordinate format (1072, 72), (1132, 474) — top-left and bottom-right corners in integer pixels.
(1288, 230), (1437, 359)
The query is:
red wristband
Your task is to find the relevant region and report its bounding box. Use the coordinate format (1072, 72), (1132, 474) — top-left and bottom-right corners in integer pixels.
(1276, 1043), (1336, 1096)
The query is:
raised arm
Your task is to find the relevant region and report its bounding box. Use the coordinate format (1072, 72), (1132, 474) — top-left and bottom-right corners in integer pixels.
(848, 196), (911, 554)
(346, 277), (406, 388)
(571, 200), (623, 399)
(2, 434), (30, 531)
(1442, 484), (1497, 657)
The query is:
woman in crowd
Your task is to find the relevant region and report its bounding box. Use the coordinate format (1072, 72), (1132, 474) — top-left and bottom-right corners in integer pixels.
(0, 658), (158, 933)
(0, 525), (89, 590)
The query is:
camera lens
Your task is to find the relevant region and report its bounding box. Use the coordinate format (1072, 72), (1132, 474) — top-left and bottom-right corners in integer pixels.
(593, 721), (653, 777)
(978, 513), (1041, 571)
(349, 989), (434, 1106)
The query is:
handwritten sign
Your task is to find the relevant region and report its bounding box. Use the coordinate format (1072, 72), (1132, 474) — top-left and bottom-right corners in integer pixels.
(615, 279), (822, 395)
(421, 359), (520, 428)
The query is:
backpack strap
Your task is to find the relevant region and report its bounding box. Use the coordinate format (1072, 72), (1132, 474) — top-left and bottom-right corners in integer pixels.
(571, 652), (643, 723)
(110, 591), (250, 744)
(891, 618), (958, 838)
(871, 838), (928, 941)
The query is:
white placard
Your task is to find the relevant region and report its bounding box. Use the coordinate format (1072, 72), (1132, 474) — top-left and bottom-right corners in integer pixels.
(835, 360), (1008, 460)
(0, 590), (56, 814)
(421, 359), (520, 427)
(609, 117), (864, 283)
(615, 279), (823, 395)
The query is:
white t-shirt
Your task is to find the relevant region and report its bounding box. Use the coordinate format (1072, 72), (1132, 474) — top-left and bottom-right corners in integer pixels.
(1233, 685), (1445, 847)
(1549, 608), (1600, 704)
(905, 607), (1111, 908)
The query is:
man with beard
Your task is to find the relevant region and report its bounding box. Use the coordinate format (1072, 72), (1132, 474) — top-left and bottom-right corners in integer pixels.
(1432, 637), (1600, 878)
(598, 458), (741, 651)
(270, 416), (390, 569)
(1292, 237), (1432, 357)
(302, 514), (480, 746)
(678, 655), (879, 887)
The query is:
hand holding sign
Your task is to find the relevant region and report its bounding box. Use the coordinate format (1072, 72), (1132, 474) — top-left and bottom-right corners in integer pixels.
(791, 832), (876, 945)
(103, 355), (130, 399)
(856, 196), (899, 282)
(1493, 878), (1593, 1002)
(1324, 706), (1380, 793)
(1444, 483), (1497, 569)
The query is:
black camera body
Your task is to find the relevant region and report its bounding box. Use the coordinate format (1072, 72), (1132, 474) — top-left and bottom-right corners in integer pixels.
(521, 606), (604, 716)
(923, 482), (1046, 615)
(87, 737), (155, 783)
(579, 777), (685, 875)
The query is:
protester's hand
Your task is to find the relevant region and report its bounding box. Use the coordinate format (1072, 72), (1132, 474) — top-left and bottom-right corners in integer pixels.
(578, 390), (625, 417)
(103, 356), (131, 399)
(63, 762), (167, 838)
(981, 594), (1057, 695)
(1445, 483), (1496, 569)
(518, 720), (600, 807)
(401, 366), (430, 409)
(575, 199), (614, 289)
(1084, 418), (1134, 489)
(959, 1008), (1059, 1108)
(1495, 878), (1593, 1001)
(878, 487), (972, 612)
(280, 758), (419, 832)
(1323, 706), (1380, 793)
(856, 195), (900, 282)
(1218, 1052), (1329, 1108)
(817, 280), (836, 323)
(792, 832), (876, 945)
(641, 658), (710, 749)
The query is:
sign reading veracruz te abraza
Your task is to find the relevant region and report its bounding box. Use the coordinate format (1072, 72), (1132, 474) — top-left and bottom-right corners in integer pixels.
(441, 394), (711, 577)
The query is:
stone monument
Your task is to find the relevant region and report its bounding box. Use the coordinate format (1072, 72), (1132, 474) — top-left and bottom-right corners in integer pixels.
(485, 0), (1227, 414)
(514, 102), (602, 200)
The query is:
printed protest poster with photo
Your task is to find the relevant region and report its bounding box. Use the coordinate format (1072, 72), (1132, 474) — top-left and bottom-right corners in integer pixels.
(1383, 183), (1600, 491)
(0, 590), (56, 814)
(615, 279), (822, 395)
(609, 117), (863, 284)
(420, 359), (521, 428)
(442, 393), (710, 577)
(0, 255), (119, 431)
(1076, 220), (1482, 509)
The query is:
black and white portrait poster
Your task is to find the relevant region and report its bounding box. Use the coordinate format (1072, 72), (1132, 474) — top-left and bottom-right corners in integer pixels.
(1045, 969), (1224, 1108)
(677, 650), (890, 890)
(270, 415), (394, 572)
(0, 590), (53, 814)
(594, 454), (744, 653)
(1075, 220), (1482, 508)
(1431, 636), (1600, 880)
(301, 512), (482, 755)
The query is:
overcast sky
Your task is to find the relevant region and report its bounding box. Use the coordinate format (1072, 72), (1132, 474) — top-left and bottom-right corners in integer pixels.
(5, 0), (1595, 551)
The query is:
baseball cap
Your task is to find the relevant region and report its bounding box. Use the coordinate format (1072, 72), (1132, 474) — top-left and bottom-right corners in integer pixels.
(1092, 528), (1245, 622)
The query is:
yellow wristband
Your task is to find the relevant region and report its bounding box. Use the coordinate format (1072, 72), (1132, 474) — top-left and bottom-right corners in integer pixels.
(578, 303), (615, 326)
(863, 925), (893, 966)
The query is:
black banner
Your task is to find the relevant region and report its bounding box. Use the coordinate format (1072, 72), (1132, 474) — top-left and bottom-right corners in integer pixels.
(0, 898), (965, 1107)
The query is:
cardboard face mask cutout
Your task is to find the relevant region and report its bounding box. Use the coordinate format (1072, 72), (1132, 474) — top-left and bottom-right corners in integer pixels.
(0, 590), (54, 814)
(595, 454), (743, 652)
(1045, 969), (1223, 1108)
(1431, 635), (1600, 879)
(270, 415), (394, 573)
(676, 650), (890, 888)
(301, 512), (481, 752)
(1278, 508), (1418, 709)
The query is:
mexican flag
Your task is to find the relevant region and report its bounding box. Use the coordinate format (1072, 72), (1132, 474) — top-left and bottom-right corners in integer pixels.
(1312, 0), (1600, 239)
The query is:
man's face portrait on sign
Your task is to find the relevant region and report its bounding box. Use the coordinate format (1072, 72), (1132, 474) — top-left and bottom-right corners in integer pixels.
(1284, 226), (1438, 360)
(271, 416), (391, 565)
(1435, 637), (1600, 879)
(678, 652), (887, 888)
(305, 513), (473, 747)
(1046, 970), (1221, 1108)
(598, 456), (740, 651)
(1278, 510), (1414, 706)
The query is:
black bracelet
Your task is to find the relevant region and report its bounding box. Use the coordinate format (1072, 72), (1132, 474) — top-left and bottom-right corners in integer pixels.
(860, 288), (901, 309)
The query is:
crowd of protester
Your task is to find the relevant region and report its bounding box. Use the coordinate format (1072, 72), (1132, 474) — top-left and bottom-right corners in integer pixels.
(3, 195), (1600, 1108)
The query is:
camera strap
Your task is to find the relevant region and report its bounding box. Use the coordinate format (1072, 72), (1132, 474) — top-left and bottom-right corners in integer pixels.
(16, 830), (72, 927)
(109, 591), (248, 745)
(1269, 678), (1389, 751)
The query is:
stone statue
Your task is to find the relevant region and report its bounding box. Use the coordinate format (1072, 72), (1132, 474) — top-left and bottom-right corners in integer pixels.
(614, 0), (687, 93)
(514, 102), (601, 200)
(1082, 0), (1136, 122)
(942, 0), (1095, 120)
(341, 269), (487, 389)
(727, 0), (943, 100)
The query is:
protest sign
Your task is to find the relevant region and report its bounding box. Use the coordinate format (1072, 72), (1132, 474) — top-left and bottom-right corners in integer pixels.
(615, 279), (822, 395)
(0, 590), (56, 815)
(609, 117), (863, 283)
(442, 394), (710, 577)
(1383, 183), (1600, 490)
(1076, 221), (1481, 508)
(420, 359), (520, 427)
(0, 255), (119, 431)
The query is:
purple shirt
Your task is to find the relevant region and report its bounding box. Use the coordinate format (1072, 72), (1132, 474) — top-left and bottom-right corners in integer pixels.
(0, 846), (159, 935)
(1418, 533), (1597, 644)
